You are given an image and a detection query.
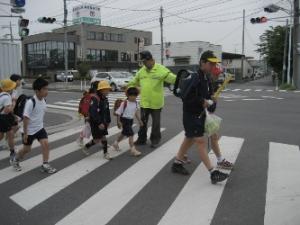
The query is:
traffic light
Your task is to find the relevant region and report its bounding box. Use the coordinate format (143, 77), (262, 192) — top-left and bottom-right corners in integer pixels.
(250, 17), (267, 24)
(10, 0), (25, 8)
(38, 17), (56, 24)
(18, 18), (29, 37)
(264, 4), (280, 13)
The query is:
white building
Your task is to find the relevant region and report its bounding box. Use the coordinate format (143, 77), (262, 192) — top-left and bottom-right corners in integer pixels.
(144, 41), (222, 68)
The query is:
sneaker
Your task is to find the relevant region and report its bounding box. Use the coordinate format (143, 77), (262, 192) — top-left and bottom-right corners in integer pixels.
(217, 159), (234, 170)
(171, 163), (190, 175)
(40, 163), (57, 174)
(81, 146), (90, 155)
(76, 138), (84, 147)
(104, 152), (113, 160)
(210, 170), (229, 184)
(134, 139), (147, 146)
(112, 141), (120, 151)
(130, 147), (141, 157)
(9, 152), (16, 166)
(12, 158), (22, 172)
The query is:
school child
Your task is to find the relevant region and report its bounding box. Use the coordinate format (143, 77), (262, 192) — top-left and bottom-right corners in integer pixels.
(12, 78), (57, 173)
(112, 87), (143, 156)
(0, 79), (17, 163)
(76, 81), (99, 150)
(82, 80), (112, 160)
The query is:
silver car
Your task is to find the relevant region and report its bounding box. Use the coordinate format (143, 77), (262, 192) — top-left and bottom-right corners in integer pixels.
(91, 72), (133, 92)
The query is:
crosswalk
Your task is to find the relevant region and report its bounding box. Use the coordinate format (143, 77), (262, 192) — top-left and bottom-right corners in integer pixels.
(47, 89), (173, 112)
(0, 126), (299, 225)
(223, 88), (300, 93)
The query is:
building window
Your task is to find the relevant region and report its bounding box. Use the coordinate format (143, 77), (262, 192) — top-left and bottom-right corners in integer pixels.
(121, 52), (131, 62)
(86, 49), (118, 62)
(26, 41), (75, 69)
(96, 32), (104, 41)
(117, 34), (123, 42)
(104, 33), (111, 41)
(134, 37), (138, 44)
(87, 31), (96, 40)
(144, 38), (150, 45)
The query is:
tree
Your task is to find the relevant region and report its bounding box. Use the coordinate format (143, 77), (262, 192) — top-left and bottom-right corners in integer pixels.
(256, 25), (287, 78)
(77, 61), (91, 80)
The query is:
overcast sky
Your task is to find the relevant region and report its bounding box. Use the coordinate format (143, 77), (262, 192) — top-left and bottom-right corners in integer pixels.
(0, 0), (292, 59)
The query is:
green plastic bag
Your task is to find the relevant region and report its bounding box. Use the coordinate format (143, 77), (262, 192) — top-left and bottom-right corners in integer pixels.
(204, 109), (222, 136)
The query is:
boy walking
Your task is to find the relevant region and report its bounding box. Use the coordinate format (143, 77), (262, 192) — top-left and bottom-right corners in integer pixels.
(12, 78), (57, 173)
(82, 80), (112, 160)
(172, 51), (229, 184)
(112, 87), (143, 156)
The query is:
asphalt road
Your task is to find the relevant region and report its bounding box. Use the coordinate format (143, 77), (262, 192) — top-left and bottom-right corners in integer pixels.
(0, 76), (299, 225)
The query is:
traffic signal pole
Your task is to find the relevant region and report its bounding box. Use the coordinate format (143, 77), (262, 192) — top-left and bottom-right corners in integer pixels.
(293, 0), (300, 89)
(241, 9), (245, 80)
(63, 0), (68, 86)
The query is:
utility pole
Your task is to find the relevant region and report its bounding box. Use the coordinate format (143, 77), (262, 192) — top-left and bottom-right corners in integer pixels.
(63, 0), (68, 85)
(241, 9), (245, 81)
(293, 0), (300, 88)
(160, 6), (164, 65)
(287, 4), (293, 85)
(282, 19), (289, 84)
(9, 21), (13, 43)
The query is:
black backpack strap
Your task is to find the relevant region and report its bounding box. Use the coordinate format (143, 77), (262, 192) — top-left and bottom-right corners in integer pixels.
(30, 97), (36, 109)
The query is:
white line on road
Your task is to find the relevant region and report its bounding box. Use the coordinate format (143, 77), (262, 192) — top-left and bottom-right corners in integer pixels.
(157, 136), (244, 225)
(266, 90), (274, 92)
(0, 126), (120, 185)
(55, 132), (184, 225)
(262, 96), (284, 100)
(231, 89), (241, 92)
(0, 127), (82, 161)
(242, 99), (264, 101)
(255, 89), (262, 92)
(47, 104), (78, 111)
(243, 89), (251, 92)
(10, 128), (165, 211)
(264, 142), (300, 225)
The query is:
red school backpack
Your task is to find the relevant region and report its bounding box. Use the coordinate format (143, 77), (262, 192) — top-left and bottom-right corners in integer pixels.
(78, 93), (99, 117)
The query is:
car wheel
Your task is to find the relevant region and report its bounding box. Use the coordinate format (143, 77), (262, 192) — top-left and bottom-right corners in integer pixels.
(111, 83), (117, 92)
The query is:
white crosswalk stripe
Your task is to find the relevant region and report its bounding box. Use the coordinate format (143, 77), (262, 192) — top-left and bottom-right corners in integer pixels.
(47, 90), (173, 111)
(1, 127), (299, 225)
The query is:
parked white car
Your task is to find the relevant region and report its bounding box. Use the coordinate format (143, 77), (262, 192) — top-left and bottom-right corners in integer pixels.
(91, 71), (133, 92)
(55, 70), (78, 82)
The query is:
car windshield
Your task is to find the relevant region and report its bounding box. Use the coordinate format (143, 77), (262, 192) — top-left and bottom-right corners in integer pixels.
(110, 72), (133, 78)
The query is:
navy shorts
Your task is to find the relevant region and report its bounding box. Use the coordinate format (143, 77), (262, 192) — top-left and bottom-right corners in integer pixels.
(183, 111), (206, 138)
(0, 114), (15, 133)
(121, 117), (134, 137)
(90, 122), (108, 139)
(22, 128), (48, 146)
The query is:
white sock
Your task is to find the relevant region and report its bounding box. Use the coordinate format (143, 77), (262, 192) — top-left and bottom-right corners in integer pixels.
(217, 156), (224, 163)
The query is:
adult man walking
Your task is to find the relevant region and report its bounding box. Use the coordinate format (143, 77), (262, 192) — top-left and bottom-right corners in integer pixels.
(128, 50), (176, 147)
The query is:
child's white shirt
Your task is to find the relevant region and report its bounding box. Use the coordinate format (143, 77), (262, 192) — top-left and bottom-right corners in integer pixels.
(115, 100), (138, 119)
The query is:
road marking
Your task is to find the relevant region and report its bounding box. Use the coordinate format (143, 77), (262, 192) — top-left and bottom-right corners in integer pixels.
(231, 89), (241, 92)
(10, 128), (165, 211)
(55, 132), (184, 225)
(0, 126), (120, 185)
(54, 102), (79, 107)
(266, 90), (274, 92)
(47, 104), (78, 111)
(262, 96), (284, 100)
(157, 136), (244, 225)
(294, 90), (300, 93)
(279, 90), (287, 92)
(224, 100), (235, 102)
(255, 89), (262, 92)
(0, 127), (82, 161)
(264, 142), (300, 225)
(243, 89), (251, 92)
(242, 98), (264, 101)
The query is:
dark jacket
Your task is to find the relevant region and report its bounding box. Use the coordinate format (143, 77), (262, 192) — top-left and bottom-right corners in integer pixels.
(182, 69), (215, 115)
(89, 93), (111, 125)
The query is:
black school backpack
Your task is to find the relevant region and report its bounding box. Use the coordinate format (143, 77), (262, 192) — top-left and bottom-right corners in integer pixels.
(173, 69), (199, 99)
(14, 94), (36, 119)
